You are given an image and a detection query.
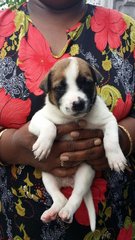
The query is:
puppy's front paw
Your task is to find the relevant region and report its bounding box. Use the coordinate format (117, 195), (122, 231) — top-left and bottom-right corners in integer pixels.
(32, 137), (53, 160)
(32, 125), (57, 160)
(107, 150), (127, 172)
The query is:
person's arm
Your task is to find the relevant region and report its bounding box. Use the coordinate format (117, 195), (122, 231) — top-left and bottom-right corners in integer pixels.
(0, 124), (45, 168)
(0, 121), (102, 176)
(58, 117), (135, 172)
(1, 117), (133, 174)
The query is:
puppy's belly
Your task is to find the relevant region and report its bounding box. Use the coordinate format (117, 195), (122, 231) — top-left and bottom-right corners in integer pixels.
(57, 176), (74, 188)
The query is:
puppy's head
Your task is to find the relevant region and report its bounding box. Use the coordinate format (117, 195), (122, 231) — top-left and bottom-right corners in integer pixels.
(40, 57), (103, 117)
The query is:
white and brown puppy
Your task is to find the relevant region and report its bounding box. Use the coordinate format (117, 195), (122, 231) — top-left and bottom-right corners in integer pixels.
(29, 57), (126, 231)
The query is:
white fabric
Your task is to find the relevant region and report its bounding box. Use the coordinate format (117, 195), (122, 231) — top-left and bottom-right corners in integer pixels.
(86, 0), (113, 8)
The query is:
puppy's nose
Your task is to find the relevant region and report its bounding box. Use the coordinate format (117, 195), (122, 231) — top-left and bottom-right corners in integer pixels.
(72, 99), (85, 112)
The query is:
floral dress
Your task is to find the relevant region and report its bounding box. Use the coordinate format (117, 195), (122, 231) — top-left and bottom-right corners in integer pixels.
(0, 3), (135, 240)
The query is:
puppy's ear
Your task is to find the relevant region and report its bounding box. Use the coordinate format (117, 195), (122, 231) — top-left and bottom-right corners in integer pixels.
(90, 65), (104, 84)
(40, 71), (52, 93)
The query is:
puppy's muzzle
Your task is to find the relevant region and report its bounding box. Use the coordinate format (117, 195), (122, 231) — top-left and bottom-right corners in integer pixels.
(72, 99), (85, 112)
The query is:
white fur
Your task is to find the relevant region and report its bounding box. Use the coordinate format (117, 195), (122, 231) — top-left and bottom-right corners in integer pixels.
(29, 57), (126, 232)
(60, 58), (89, 116)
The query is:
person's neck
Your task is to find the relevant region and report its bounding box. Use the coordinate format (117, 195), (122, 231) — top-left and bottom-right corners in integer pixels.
(28, 0), (86, 27)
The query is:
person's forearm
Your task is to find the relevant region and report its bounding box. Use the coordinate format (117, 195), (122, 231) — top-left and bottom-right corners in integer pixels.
(0, 128), (34, 166)
(0, 128), (17, 164)
(0, 127), (57, 172)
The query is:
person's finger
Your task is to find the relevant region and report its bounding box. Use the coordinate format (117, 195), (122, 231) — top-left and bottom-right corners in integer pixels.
(60, 138), (101, 153)
(70, 128), (103, 140)
(60, 149), (94, 163)
(60, 144), (104, 163)
(60, 159), (82, 168)
(57, 122), (80, 138)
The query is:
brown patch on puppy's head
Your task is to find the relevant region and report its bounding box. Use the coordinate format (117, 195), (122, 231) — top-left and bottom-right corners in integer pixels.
(40, 58), (71, 106)
(75, 57), (103, 84)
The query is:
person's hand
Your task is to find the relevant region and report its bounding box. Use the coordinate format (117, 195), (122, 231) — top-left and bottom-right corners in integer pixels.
(0, 120), (108, 176)
(38, 121), (106, 176)
(58, 120), (109, 172)
(0, 121), (84, 176)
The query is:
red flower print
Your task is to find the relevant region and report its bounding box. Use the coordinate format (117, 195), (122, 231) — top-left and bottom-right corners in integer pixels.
(0, 9), (15, 49)
(133, 49), (135, 59)
(117, 225), (132, 240)
(61, 178), (107, 226)
(18, 24), (69, 95)
(0, 89), (31, 128)
(91, 7), (127, 51)
(113, 94), (132, 121)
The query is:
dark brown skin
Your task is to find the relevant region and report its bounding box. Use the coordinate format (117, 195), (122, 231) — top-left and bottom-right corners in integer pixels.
(0, 0), (135, 177)
(36, 0), (85, 10)
(0, 121), (104, 176)
(27, 0), (86, 55)
(0, 117), (134, 177)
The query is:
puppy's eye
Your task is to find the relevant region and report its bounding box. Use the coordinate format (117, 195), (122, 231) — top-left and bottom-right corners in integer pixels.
(55, 85), (63, 92)
(54, 80), (67, 93)
(77, 76), (92, 90)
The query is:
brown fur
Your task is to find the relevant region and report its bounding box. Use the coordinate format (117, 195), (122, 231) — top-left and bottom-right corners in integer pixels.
(40, 57), (101, 106)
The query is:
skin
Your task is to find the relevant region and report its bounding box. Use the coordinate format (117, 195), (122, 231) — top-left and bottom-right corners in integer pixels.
(0, 121), (106, 176)
(0, 0), (135, 177)
(35, 0), (85, 10)
(27, 0), (86, 55)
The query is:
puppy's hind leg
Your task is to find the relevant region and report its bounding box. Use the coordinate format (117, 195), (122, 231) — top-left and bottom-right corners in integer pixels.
(59, 163), (95, 230)
(41, 172), (67, 223)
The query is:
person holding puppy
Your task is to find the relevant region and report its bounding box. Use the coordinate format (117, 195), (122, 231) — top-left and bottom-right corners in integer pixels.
(0, 0), (135, 239)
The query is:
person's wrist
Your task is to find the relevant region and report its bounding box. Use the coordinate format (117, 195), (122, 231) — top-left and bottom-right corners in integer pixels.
(0, 129), (8, 165)
(118, 125), (133, 157)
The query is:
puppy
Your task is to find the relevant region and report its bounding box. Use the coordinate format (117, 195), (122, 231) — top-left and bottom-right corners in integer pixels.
(29, 57), (126, 231)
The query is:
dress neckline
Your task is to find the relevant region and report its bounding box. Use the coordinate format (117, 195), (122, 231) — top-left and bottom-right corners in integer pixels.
(25, 3), (90, 58)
